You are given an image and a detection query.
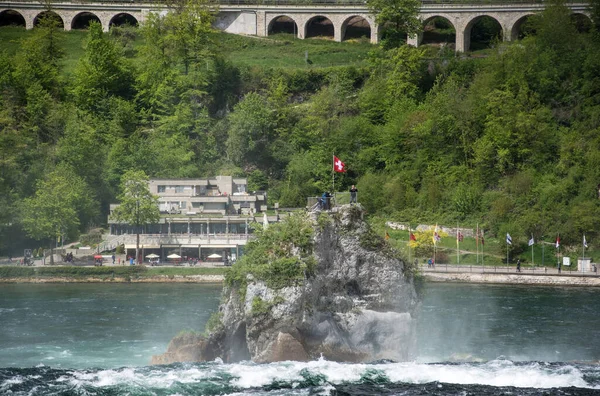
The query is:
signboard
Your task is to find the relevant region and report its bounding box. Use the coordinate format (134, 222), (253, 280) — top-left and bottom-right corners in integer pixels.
(563, 257), (571, 267)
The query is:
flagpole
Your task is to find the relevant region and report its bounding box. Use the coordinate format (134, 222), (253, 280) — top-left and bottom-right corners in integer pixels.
(332, 153), (335, 208)
(456, 223), (459, 265)
(434, 226), (437, 269)
(531, 234), (534, 267)
(583, 234), (585, 261)
(506, 241), (509, 266)
(541, 236), (544, 268)
(476, 223), (479, 265)
(408, 223), (411, 267)
(558, 234), (562, 273)
(481, 229), (484, 268)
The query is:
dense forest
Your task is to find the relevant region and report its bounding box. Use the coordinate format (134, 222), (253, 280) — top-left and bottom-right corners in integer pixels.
(1, 0), (600, 255)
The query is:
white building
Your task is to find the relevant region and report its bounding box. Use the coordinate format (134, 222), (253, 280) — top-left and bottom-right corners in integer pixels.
(107, 176), (274, 263)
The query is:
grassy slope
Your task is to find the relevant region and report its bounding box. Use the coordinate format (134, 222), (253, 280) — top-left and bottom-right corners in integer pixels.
(0, 27), (373, 74)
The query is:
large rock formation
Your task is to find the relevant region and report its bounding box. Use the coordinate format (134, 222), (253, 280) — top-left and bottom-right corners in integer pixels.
(152, 205), (419, 364)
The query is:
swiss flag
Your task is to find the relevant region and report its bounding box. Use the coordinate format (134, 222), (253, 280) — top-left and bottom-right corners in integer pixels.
(333, 155), (346, 173)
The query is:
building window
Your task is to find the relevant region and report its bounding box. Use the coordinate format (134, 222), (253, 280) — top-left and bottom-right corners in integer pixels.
(158, 185), (166, 193)
(175, 186), (184, 193)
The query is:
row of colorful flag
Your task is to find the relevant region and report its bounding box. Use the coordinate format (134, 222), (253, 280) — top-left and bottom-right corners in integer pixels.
(506, 233), (589, 248)
(401, 226), (590, 249)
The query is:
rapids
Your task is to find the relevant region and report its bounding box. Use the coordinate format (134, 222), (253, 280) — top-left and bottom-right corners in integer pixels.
(1, 282), (600, 395)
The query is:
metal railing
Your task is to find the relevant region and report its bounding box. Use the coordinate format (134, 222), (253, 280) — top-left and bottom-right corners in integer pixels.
(0, 0), (586, 5)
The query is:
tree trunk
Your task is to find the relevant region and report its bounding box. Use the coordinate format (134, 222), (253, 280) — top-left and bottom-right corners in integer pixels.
(136, 231), (140, 265)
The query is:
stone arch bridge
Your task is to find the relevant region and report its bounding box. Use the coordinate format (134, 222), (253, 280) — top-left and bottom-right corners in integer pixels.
(0, 1), (590, 52)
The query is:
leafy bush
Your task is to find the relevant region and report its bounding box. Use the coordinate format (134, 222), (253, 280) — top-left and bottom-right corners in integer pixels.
(80, 229), (104, 246)
(204, 312), (224, 336)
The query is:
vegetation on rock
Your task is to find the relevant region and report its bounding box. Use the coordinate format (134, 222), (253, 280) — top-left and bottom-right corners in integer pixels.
(225, 213), (315, 296)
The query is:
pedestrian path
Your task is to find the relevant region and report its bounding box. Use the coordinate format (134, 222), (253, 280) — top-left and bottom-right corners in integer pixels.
(420, 264), (598, 276)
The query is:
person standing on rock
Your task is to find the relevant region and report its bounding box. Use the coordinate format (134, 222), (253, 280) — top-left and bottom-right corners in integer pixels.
(349, 185), (358, 204)
(517, 259), (521, 273)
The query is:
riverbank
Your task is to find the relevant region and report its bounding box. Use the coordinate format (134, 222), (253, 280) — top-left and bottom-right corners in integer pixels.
(0, 275), (226, 283)
(0, 265), (226, 283)
(2, 265), (599, 286)
(423, 270), (600, 286)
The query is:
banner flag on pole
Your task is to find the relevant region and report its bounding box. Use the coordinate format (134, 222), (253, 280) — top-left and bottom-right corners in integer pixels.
(528, 235), (535, 246)
(556, 236), (560, 249)
(506, 233), (512, 245)
(433, 224), (441, 245)
(333, 155), (346, 173)
(584, 235), (588, 248)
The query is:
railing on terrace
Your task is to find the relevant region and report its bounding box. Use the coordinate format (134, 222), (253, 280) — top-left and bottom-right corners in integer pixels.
(0, 0), (586, 5)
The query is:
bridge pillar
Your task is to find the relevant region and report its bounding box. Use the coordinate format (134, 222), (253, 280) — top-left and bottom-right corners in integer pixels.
(370, 22), (379, 44)
(334, 22), (342, 42)
(256, 10), (266, 37)
(21, 9), (37, 29)
(456, 29), (468, 53)
(407, 32), (422, 47)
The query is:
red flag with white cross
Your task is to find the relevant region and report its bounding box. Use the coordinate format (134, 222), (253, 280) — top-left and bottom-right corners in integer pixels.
(333, 155), (346, 173)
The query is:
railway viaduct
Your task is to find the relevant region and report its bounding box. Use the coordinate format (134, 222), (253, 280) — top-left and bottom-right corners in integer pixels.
(0, 1), (591, 52)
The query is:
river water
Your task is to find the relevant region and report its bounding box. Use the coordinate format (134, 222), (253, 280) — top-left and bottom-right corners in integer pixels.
(1, 282), (599, 395)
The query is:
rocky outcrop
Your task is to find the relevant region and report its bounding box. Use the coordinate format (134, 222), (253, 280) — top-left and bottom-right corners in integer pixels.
(152, 204), (419, 364)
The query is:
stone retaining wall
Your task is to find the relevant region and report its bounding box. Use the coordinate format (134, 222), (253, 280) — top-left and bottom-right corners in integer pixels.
(0, 275), (225, 283)
(423, 272), (600, 286)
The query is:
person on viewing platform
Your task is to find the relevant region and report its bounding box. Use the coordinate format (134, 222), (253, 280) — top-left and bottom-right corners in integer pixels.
(350, 185), (358, 204)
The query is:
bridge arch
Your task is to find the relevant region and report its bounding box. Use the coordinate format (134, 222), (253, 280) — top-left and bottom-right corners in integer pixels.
(109, 13), (138, 28)
(34, 11), (64, 29)
(422, 16), (456, 48)
(71, 11), (101, 30)
(509, 14), (535, 41)
(462, 14), (503, 52)
(571, 13), (592, 33)
(0, 9), (26, 28)
(305, 15), (334, 39)
(268, 15), (298, 36)
(341, 15), (370, 41)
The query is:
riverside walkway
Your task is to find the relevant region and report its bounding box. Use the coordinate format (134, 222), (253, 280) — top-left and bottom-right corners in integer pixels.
(420, 264), (598, 276)
(421, 264), (600, 286)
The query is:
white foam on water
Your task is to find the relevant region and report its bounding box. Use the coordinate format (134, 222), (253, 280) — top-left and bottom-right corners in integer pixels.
(66, 365), (216, 389)
(381, 359), (591, 389)
(58, 357), (598, 391)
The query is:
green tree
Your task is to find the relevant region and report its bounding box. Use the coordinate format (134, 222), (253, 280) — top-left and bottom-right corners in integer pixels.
(367, 0), (421, 47)
(72, 22), (135, 112)
(164, 0), (216, 75)
(111, 170), (160, 264)
(226, 92), (275, 169)
(20, 165), (97, 263)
